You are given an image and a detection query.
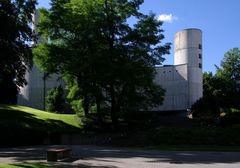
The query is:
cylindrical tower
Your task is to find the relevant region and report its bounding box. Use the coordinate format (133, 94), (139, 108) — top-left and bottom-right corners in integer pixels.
(174, 28), (203, 107)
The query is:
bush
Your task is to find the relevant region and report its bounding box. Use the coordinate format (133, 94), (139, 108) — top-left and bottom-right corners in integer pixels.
(191, 97), (220, 119)
(220, 108), (240, 127)
(46, 86), (65, 113)
(70, 99), (84, 117)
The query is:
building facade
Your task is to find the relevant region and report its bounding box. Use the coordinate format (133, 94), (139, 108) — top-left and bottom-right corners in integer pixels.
(154, 28), (203, 111)
(18, 28), (203, 111)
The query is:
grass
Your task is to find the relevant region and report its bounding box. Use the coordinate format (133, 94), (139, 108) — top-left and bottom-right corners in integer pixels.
(0, 163), (54, 168)
(0, 105), (82, 146)
(0, 105), (82, 131)
(1, 105), (240, 151)
(0, 105), (81, 128)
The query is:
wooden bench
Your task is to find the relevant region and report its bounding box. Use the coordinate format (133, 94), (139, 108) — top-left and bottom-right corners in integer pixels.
(47, 148), (72, 161)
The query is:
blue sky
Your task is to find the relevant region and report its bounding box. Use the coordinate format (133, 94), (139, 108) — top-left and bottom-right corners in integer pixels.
(37, 0), (240, 73)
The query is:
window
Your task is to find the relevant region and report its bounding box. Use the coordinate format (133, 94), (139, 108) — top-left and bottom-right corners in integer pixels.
(198, 44), (202, 49)
(199, 54), (202, 59)
(199, 63), (202, 69)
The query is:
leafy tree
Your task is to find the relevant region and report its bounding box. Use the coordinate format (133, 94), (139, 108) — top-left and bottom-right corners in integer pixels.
(199, 48), (240, 115)
(33, 0), (170, 127)
(217, 48), (240, 80)
(0, 0), (36, 104)
(191, 96), (220, 119)
(216, 48), (240, 108)
(203, 72), (235, 107)
(46, 86), (65, 113)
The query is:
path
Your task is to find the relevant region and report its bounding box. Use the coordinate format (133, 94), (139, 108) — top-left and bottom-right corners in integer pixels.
(1, 145), (240, 168)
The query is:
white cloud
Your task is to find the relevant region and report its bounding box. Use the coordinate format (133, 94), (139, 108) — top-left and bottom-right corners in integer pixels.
(157, 14), (178, 23)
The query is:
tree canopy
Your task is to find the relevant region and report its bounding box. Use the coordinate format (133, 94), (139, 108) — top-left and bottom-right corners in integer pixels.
(202, 48), (240, 111)
(0, 0), (36, 104)
(217, 48), (240, 81)
(33, 0), (170, 126)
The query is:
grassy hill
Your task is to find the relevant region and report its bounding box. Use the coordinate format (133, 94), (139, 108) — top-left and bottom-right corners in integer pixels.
(0, 105), (81, 132)
(0, 105), (82, 146)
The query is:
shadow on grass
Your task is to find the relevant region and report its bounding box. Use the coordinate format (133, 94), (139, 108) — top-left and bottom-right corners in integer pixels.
(9, 163), (52, 168)
(0, 108), (81, 146)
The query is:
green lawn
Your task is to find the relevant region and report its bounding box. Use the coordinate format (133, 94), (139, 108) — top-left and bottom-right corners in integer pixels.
(0, 163), (54, 168)
(0, 105), (82, 133)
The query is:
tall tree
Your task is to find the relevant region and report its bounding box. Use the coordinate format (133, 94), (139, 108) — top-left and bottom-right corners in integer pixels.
(216, 48), (240, 108)
(0, 0), (36, 104)
(203, 72), (235, 108)
(217, 48), (240, 81)
(33, 0), (170, 126)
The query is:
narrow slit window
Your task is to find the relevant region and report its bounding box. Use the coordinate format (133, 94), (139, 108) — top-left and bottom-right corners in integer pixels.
(199, 63), (202, 69)
(198, 44), (202, 49)
(199, 54), (202, 59)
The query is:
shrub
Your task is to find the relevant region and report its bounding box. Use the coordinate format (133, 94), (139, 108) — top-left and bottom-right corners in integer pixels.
(70, 99), (84, 117)
(46, 86), (65, 113)
(220, 108), (240, 127)
(191, 97), (220, 119)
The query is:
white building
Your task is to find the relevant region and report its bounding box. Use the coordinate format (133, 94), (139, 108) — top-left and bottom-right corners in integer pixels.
(154, 28), (203, 111)
(18, 28), (203, 111)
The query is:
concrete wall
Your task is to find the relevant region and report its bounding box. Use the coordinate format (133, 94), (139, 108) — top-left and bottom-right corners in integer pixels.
(153, 28), (203, 111)
(17, 24), (203, 111)
(154, 64), (188, 111)
(18, 65), (64, 110)
(18, 10), (64, 110)
(174, 28), (203, 107)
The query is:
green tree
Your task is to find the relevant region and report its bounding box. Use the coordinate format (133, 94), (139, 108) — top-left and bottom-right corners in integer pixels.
(217, 48), (240, 80)
(0, 0), (36, 104)
(46, 86), (65, 113)
(216, 48), (240, 108)
(193, 48), (240, 120)
(33, 0), (170, 127)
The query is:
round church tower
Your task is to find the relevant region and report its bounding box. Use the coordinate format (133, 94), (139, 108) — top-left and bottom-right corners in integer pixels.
(174, 28), (203, 107)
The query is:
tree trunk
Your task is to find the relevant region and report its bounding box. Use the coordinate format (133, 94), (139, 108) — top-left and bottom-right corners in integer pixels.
(96, 94), (103, 123)
(83, 95), (89, 116)
(110, 84), (118, 128)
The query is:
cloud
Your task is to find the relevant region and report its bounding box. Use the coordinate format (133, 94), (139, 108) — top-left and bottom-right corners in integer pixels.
(157, 14), (178, 23)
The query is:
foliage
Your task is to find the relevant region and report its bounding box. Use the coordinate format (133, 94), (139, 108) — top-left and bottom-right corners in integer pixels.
(191, 97), (220, 119)
(70, 99), (84, 116)
(215, 48), (240, 108)
(220, 108), (240, 127)
(46, 86), (65, 113)
(0, 0), (36, 104)
(0, 105), (81, 146)
(217, 48), (240, 80)
(203, 72), (236, 108)
(109, 127), (240, 147)
(33, 0), (170, 127)
(194, 48), (240, 120)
